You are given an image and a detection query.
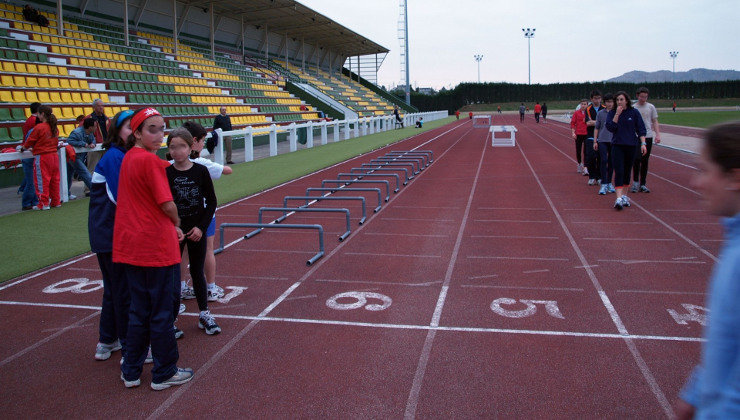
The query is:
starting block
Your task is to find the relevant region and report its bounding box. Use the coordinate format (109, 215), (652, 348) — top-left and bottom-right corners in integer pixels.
(490, 125), (517, 147)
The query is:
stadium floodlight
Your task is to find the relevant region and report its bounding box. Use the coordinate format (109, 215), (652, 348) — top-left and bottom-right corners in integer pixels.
(522, 27), (535, 84)
(474, 54), (483, 83)
(669, 51), (679, 74)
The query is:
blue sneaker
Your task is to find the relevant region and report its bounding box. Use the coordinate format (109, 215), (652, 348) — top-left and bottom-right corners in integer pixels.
(607, 183), (616, 193)
(598, 184), (607, 195)
(614, 197), (624, 211)
(623, 196), (631, 207)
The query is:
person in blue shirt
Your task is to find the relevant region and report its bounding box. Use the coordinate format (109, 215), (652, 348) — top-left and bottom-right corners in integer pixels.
(605, 91), (646, 210)
(676, 121), (740, 419)
(65, 118), (96, 199)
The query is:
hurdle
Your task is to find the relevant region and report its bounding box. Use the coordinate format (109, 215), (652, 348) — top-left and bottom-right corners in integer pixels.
(386, 151), (432, 166)
(387, 150), (433, 163)
(283, 196), (367, 224)
(259, 207), (351, 241)
(360, 163), (413, 179)
(368, 158), (420, 174)
(336, 173), (400, 192)
(378, 155), (426, 171)
(321, 179), (391, 200)
(214, 223), (325, 266)
(352, 166), (410, 184)
(306, 187), (383, 212)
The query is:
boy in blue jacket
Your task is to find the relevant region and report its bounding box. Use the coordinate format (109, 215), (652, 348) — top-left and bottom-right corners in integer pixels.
(66, 118), (96, 198)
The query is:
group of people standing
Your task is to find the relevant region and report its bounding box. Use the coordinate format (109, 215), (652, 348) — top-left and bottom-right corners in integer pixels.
(570, 88), (660, 210)
(519, 102), (548, 123)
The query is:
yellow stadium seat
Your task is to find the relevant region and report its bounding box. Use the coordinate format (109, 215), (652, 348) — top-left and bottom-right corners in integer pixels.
(38, 92), (51, 103)
(0, 91), (11, 102)
(60, 92), (72, 103)
(69, 79), (80, 89)
(26, 64), (38, 73)
(13, 76), (27, 87)
(58, 67), (68, 76)
(25, 91), (39, 103)
(60, 79), (71, 89)
(50, 92), (62, 103)
(49, 78), (61, 89)
(27, 77), (40, 88)
(1, 75), (13, 86)
(2, 62), (14, 72)
(100, 93), (109, 102)
(11, 91), (25, 102)
(61, 107), (74, 119)
(71, 93), (82, 103)
(81, 93), (93, 103)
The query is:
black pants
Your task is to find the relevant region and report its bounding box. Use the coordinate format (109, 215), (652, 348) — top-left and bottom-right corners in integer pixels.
(612, 144), (637, 188)
(121, 264), (179, 383)
(534, 112), (540, 123)
(632, 137), (653, 186)
(574, 135), (587, 164)
(584, 138), (599, 179)
(178, 235), (209, 312)
(519, 113), (524, 122)
(97, 252), (129, 348)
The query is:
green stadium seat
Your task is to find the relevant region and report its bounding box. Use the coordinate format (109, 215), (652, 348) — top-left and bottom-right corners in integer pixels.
(18, 41), (27, 50)
(4, 50), (16, 60)
(38, 54), (47, 62)
(11, 108), (26, 121)
(0, 108), (11, 121)
(7, 39), (18, 49)
(0, 38), (7, 48)
(10, 126), (24, 140)
(0, 127), (10, 142)
(89, 69), (98, 78)
(27, 52), (37, 62)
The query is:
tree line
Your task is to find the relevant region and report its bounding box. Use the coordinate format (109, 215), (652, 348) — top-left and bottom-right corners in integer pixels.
(403, 80), (740, 113)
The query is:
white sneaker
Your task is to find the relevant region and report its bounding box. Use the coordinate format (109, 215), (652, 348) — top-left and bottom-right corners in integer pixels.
(577, 164), (582, 174)
(181, 286), (196, 300)
(198, 311), (221, 335)
(94, 339), (122, 361)
(69, 194), (77, 200)
(179, 303), (186, 314)
(151, 367), (194, 391)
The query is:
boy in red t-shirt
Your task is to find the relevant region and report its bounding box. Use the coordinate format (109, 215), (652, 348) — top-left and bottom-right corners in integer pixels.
(113, 108), (193, 390)
(534, 102), (542, 123)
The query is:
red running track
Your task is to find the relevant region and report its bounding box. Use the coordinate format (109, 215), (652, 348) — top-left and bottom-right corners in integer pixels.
(0, 115), (718, 418)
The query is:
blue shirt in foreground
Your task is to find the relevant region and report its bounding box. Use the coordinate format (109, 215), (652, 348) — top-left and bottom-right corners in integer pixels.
(605, 107), (646, 146)
(680, 212), (740, 418)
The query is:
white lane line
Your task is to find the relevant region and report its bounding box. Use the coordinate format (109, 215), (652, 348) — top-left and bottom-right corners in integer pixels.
(283, 294), (318, 302)
(0, 300), (706, 343)
(522, 125), (674, 417)
(470, 235), (560, 240)
(473, 219), (552, 223)
(476, 207), (546, 211)
(582, 238), (676, 242)
(0, 120), (469, 293)
(406, 127), (489, 420)
(650, 173), (700, 196)
(468, 256), (569, 261)
(215, 274), (289, 281)
(468, 274), (498, 279)
(66, 267), (102, 272)
(522, 269), (551, 274)
(344, 252), (442, 258)
(380, 217), (456, 222)
(392, 205), (464, 210)
(573, 221), (652, 225)
(232, 249), (316, 254)
(0, 311), (100, 368)
(461, 285), (584, 292)
(616, 289), (707, 296)
(597, 259), (706, 265)
(364, 232), (449, 238)
(655, 209), (704, 212)
(674, 222), (717, 225)
(651, 154), (699, 170)
(149, 121), (477, 419)
(315, 279), (442, 287)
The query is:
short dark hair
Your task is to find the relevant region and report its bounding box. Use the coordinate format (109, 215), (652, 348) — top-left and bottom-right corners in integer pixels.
(615, 91), (633, 109)
(603, 93), (614, 102)
(182, 121), (207, 140)
(83, 117), (96, 129)
(704, 121), (740, 172)
(29, 102), (40, 113)
(636, 86), (649, 95)
(590, 90), (602, 99)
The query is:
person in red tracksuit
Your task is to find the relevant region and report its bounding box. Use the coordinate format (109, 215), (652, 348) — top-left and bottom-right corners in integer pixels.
(570, 99), (589, 174)
(20, 105), (60, 210)
(534, 102), (542, 123)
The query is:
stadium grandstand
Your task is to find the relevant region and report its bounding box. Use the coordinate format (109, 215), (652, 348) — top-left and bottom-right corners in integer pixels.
(0, 0), (415, 144)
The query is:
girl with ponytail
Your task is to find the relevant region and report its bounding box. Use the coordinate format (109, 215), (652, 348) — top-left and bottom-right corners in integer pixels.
(20, 105), (61, 210)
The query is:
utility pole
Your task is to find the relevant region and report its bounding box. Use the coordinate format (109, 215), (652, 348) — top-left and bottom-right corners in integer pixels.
(522, 27), (535, 84)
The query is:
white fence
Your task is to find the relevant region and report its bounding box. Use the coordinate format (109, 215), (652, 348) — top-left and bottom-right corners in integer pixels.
(0, 110), (448, 203)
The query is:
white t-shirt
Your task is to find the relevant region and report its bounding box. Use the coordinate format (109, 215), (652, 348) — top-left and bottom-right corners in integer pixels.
(634, 102), (658, 138)
(168, 157), (224, 180)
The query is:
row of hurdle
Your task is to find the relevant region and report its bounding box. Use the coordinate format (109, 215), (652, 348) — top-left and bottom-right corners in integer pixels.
(214, 149), (434, 265)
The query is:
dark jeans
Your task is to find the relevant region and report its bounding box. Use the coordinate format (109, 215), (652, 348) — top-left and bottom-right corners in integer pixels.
(121, 264), (179, 383)
(598, 142), (614, 185)
(67, 153), (92, 191)
(584, 138), (599, 180)
(574, 135), (587, 164)
(97, 253), (129, 347)
(612, 144), (637, 188)
(519, 113), (525, 122)
(21, 157), (38, 208)
(632, 137), (653, 186)
(534, 112), (540, 123)
(179, 236), (209, 312)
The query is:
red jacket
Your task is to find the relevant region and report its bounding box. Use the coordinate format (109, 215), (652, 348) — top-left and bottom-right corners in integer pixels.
(23, 122), (58, 155)
(534, 104), (542, 113)
(570, 109), (588, 135)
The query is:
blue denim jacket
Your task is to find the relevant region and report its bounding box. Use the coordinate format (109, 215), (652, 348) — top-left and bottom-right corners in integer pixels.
(681, 212), (740, 418)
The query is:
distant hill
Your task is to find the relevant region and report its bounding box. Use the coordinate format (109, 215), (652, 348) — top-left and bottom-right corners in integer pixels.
(606, 68), (740, 83)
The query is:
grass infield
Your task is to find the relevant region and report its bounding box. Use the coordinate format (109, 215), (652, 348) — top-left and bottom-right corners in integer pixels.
(0, 116), (454, 283)
(655, 110), (740, 128)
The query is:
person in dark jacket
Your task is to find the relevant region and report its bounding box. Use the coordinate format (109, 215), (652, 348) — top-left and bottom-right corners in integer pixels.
(212, 106), (233, 164)
(65, 118), (96, 198)
(605, 91), (647, 210)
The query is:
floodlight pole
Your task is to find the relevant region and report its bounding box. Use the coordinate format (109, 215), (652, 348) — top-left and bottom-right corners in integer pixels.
(474, 54), (483, 83)
(522, 27), (535, 85)
(404, 0), (410, 105)
(669, 51), (679, 74)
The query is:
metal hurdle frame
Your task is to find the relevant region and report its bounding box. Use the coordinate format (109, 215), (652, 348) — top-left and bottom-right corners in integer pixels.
(321, 179), (391, 200)
(214, 223), (325, 266)
(360, 163), (414, 179)
(368, 159), (420, 175)
(306, 188), (383, 212)
(350, 167), (409, 184)
(258, 207), (352, 241)
(336, 173), (400, 192)
(386, 150), (434, 164)
(282, 196), (368, 224)
(376, 156), (425, 172)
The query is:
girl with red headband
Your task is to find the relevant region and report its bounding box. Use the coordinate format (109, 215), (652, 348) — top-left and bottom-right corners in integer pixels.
(113, 108), (193, 390)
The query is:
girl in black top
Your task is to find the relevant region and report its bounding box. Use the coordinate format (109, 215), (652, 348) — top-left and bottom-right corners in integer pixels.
(166, 127), (220, 335)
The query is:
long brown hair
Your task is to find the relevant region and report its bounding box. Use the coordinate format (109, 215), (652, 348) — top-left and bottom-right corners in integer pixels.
(37, 105), (58, 137)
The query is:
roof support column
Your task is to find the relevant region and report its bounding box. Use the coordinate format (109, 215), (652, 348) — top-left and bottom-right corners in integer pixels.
(240, 16), (245, 63)
(301, 38), (305, 73)
(123, 0), (130, 46)
(57, 0), (64, 37)
(284, 32), (288, 66)
(328, 49), (331, 79)
(264, 26), (269, 62)
(172, 0), (177, 56)
(209, 2), (215, 60)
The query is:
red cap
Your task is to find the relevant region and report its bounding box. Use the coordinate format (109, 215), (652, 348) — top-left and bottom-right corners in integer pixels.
(130, 108), (161, 133)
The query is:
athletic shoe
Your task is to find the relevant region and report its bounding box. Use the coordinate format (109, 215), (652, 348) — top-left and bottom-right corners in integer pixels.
(214, 284), (224, 295)
(121, 374), (141, 388)
(577, 164), (582, 174)
(120, 348), (153, 365)
(607, 183), (616, 194)
(179, 303), (186, 314)
(181, 286), (196, 300)
(630, 182), (639, 193)
(52, 204), (62, 208)
(640, 185), (651, 193)
(94, 339), (122, 361)
(34, 205), (51, 211)
(69, 194), (77, 200)
(198, 311), (221, 335)
(151, 367), (194, 391)
(207, 288), (224, 302)
(587, 178), (596, 186)
(598, 185), (607, 195)
(623, 196), (631, 207)
(582, 168), (589, 176)
(614, 197), (624, 211)
(174, 327), (184, 340)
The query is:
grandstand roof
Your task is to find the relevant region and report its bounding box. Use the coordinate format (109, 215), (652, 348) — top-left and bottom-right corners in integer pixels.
(189, 0), (389, 57)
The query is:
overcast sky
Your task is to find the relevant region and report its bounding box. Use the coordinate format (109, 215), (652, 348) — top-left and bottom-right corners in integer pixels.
(298, 0), (740, 89)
